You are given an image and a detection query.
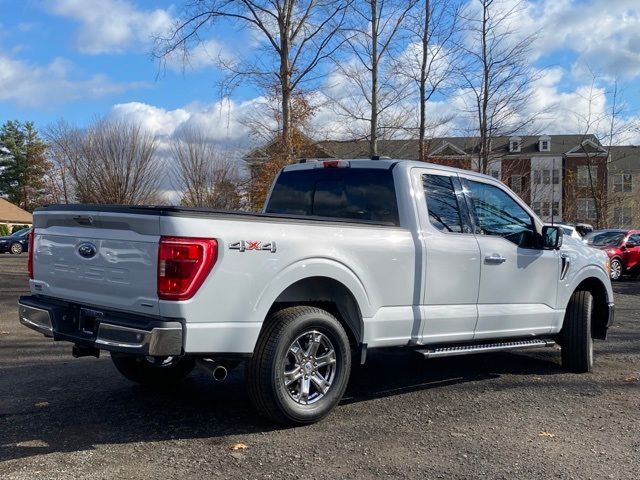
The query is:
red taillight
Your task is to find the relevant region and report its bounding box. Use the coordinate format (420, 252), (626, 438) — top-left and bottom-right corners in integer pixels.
(28, 230), (35, 279)
(321, 159), (350, 168)
(157, 236), (217, 301)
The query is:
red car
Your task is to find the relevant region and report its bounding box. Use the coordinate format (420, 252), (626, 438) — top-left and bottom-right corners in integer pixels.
(584, 229), (640, 280)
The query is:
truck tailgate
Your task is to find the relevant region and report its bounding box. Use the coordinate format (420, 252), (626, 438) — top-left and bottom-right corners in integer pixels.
(32, 210), (160, 315)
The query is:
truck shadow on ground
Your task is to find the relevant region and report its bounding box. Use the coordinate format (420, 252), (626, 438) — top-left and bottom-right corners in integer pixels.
(0, 348), (567, 462)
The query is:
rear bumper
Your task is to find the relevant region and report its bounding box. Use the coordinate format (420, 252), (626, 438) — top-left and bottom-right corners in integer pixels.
(18, 295), (183, 356)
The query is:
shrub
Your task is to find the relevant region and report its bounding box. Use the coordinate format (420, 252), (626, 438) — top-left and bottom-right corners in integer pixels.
(0, 224), (9, 236)
(11, 224), (29, 233)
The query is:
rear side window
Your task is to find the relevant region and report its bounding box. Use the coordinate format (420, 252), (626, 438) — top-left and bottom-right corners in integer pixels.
(423, 174), (464, 233)
(265, 168), (399, 225)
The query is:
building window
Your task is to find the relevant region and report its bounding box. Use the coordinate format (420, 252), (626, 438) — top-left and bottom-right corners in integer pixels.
(577, 165), (597, 188)
(509, 137), (521, 153)
(541, 201), (550, 217)
(613, 173), (632, 193)
(532, 201), (541, 215)
(533, 170), (541, 185)
(552, 169), (560, 185)
(552, 201), (560, 217)
(613, 207), (633, 226)
(539, 136), (551, 151)
(577, 198), (597, 220)
(542, 169), (551, 185)
(510, 175), (523, 194)
(489, 169), (500, 180)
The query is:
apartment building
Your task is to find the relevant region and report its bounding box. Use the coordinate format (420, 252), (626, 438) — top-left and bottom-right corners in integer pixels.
(608, 146), (640, 228)
(244, 134), (612, 226)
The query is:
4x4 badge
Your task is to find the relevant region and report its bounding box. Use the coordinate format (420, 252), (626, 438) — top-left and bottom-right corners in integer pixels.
(229, 241), (277, 253)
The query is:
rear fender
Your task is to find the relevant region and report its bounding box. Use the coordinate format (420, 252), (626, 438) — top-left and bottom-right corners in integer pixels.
(253, 258), (372, 325)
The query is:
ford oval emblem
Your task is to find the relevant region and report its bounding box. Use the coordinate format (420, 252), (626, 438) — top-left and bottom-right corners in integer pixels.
(78, 242), (97, 259)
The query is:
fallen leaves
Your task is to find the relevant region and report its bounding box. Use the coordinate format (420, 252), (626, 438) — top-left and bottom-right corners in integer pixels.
(538, 432), (556, 438)
(622, 375), (639, 385)
(34, 402), (49, 408)
(230, 443), (248, 451)
(0, 331), (9, 336)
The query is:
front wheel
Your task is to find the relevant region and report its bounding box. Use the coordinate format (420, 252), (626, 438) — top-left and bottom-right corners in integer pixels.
(247, 306), (352, 425)
(10, 243), (23, 254)
(610, 258), (622, 280)
(111, 354), (195, 386)
(560, 290), (594, 373)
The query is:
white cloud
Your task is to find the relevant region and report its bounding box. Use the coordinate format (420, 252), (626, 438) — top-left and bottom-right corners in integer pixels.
(0, 53), (146, 107)
(163, 39), (232, 72)
(108, 98), (265, 145)
(509, 0), (640, 80)
(44, 0), (173, 54)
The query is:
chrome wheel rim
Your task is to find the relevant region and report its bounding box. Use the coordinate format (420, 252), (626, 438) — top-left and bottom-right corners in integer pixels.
(283, 330), (337, 405)
(11, 244), (21, 254)
(611, 260), (622, 280)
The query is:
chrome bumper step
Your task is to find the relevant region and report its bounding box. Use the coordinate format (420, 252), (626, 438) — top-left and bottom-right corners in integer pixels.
(418, 338), (556, 358)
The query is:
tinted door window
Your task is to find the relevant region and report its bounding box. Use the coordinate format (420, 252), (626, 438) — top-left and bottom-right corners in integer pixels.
(464, 180), (536, 248)
(266, 168), (399, 225)
(628, 234), (640, 245)
(423, 174), (464, 233)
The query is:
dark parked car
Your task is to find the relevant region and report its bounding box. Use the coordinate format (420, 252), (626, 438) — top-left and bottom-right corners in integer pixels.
(584, 229), (640, 280)
(0, 228), (32, 254)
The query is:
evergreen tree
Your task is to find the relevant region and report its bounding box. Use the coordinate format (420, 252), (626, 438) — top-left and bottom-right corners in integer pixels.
(0, 120), (51, 211)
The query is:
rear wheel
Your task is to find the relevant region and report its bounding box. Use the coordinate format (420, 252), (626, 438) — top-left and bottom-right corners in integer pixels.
(610, 258), (622, 280)
(110, 354), (195, 386)
(247, 306), (352, 425)
(10, 243), (22, 254)
(560, 290), (594, 373)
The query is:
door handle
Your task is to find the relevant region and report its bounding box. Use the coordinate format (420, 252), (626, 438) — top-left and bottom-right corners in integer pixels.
(484, 253), (507, 264)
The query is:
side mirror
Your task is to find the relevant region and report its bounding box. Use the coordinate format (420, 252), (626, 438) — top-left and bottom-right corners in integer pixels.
(542, 225), (563, 250)
(626, 241), (637, 249)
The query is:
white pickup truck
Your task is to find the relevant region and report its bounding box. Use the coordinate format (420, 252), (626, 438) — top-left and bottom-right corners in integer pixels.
(19, 159), (614, 424)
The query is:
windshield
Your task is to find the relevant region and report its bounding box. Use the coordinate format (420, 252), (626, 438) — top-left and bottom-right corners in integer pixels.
(10, 228), (29, 237)
(584, 231), (625, 246)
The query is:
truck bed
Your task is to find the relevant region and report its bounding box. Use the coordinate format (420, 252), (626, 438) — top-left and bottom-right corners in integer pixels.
(34, 204), (399, 228)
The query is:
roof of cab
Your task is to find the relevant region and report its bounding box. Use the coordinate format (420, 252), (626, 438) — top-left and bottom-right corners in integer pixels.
(282, 158), (498, 182)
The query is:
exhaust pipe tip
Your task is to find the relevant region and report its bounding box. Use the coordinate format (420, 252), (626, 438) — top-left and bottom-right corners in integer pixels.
(212, 365), (227, 382)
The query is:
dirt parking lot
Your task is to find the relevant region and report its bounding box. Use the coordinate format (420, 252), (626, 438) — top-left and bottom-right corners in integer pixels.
(1, 254), (639, 479)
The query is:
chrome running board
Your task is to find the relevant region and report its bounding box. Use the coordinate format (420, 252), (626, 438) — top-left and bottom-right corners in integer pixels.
(418, 339), (556, 358)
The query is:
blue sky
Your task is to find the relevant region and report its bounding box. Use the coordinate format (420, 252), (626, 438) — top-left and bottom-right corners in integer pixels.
(1, 0), (640, 147)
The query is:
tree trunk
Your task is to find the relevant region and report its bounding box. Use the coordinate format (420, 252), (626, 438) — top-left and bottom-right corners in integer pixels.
(479, 0), (490, 174)
(418, 0), (430, 162)
(370, 0), (378, 158)
(279, 1), (292, 161)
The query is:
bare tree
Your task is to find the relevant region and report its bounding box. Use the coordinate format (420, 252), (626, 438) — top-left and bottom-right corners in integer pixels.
(69, 119), (162, 204)
(569, 71), (633, 228)
(156, 1), (350, 160)
(171, 130), (243, 210)
(458, 0), (539, 173)
(403, 0), (461, 160)
(328, 0), (418, 156)
(44, 120), (84, 204)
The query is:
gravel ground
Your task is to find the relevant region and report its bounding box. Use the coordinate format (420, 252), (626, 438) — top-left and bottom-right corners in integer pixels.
(1, 254), (639, 479)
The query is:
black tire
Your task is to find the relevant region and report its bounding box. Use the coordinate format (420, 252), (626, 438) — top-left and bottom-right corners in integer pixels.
(560, 290), (594, 373)
(110, 354), (195, 386)
(247, 306), (352, 425)
(10, 243), (23, 254)
(610, 258), (622, 281)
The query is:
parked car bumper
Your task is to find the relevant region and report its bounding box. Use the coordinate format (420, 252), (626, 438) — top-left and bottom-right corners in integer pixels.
(18, 295), (184, 356)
